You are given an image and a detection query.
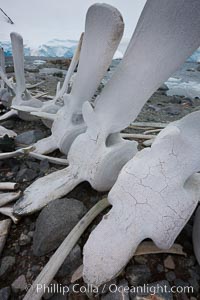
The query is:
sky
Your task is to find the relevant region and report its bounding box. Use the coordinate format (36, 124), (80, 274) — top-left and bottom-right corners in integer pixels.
(0, 0), (146, 47)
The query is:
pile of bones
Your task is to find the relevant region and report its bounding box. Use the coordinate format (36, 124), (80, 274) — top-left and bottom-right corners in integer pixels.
(0, 0), (200, 297)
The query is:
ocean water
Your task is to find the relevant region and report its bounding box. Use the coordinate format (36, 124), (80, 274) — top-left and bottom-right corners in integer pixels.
(166, 62), (200, 99)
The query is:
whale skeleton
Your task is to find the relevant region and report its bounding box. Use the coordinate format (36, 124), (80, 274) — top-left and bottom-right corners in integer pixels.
(11, 32), (83, 128)
(0, 32), (81, 126)
(83, 110), (200, 285)
(0, 47), (14, 108)
(21, 3), (125, 156)
(82, 0), (200, 286)
(13, 0), (200, 219)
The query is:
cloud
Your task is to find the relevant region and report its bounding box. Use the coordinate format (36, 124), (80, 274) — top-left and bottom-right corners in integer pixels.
(0, 0), (146, 46)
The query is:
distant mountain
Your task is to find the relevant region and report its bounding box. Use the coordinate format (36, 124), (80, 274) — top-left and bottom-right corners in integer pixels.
(1, 37), (199, 62)
(0, 38), (79, 58)
(187, 48), (200, 63)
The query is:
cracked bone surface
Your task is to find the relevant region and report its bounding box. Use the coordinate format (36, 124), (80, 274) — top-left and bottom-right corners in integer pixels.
(14, 0), (200, 216)
(12, 33), (83, 128)
(82, 0), (200, 285)
(83, 110), (200, 285)
(30, 3), (124, 155)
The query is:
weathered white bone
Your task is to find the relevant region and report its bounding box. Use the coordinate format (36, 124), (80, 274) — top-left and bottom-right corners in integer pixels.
(14, 0), (200, 217)
(0, 146), (33, 160)
(29, 152), (68, 165)
(0, 219), (11, 257)
(12, 33), (83, 128)
(0, 125), (17, 138)
(83, 110), (200, 285)
(0, 182), (19, 190)
(31, 3), (124, 155)
(0, 47), (5, 90)
(0, 48), (14, 108)
(193, 206), (200, 265)
(0, 109), (18, 121)
(0, 206), (20, 223)
(0, 191), (21, 207)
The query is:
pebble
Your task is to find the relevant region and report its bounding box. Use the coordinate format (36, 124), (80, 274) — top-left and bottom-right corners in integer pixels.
(130, 280), (172, 300)
(164, 106), (181, 115)
(0, 256), (16, 278)
(164, 256), (175, 270)
(0, 287), (11, 300)
(16, 168), (38, 182)
(134, 256), (148, 265)
(126, 265), (151, 286)
(102, 279), (130, 300)
(15, 129), (45, 145)
(19, 233), (32, 246)
(57, 245), (82, 277)
(33, 198), (87, 256)
(165, 271), (176, 282)
(11, 274), (28, 293)
(157, 264), (164, 273)
(43, 280), (58, 299)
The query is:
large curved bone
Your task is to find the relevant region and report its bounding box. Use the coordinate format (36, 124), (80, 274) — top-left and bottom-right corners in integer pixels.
(0, 206), (20, 223)
(0, 219), (11, 257)
(0, 34), (41, 121)
(0, 47), (5, 90)
(31, 3), (124, 155)
(14, 0), (200, 216)
(12, 33), (83, 128)
(83, 110), (200, 286)
(0, 48), (14, 108)
(193, 206), (200, 265)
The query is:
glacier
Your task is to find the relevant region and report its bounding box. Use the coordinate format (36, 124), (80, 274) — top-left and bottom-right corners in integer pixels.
(0, 38), (199, 61)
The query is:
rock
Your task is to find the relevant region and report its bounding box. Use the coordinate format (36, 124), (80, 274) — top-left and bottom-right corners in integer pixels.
(130, 280), (172, 300)
(19, 233), (31, 246)
(33, 198), (87, 256)
(31, 265), (41, 274)
(159, 84), (169, 91)
(43, 280), (58, 299)
(0, 256), (16, 278)
(173, 279), (189, 289)
(16, 168), (38, 182)
(126, 265), (151, 286)
(0, 287), (11, 300)
(102, 279), (130, 300)
(165, 271), (176, 282)
(188, 269), (200, 293)
(134, 256), (147, 265)
(15, 129), (45, 145)
(49, 294), (67, 300)
(11, 274), (27, 293)
(164, 256), (175, 270)
(164, 106), (181, 115)
(25, 65), (39, 73)
(170, 96), (182, 104)
(98, 279), (117, 296)
(197, 65), (200, 72)
(57, 245), (82, 277)
(0, 120), (15, 129)
(39, 159), (50, 175)
(5, 65), (14, 73)
(157, 264), (164, 273)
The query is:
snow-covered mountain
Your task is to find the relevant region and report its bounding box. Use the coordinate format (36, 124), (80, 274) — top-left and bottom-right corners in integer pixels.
(0, 38), (79, 58)
(0, 37), (199, 62)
